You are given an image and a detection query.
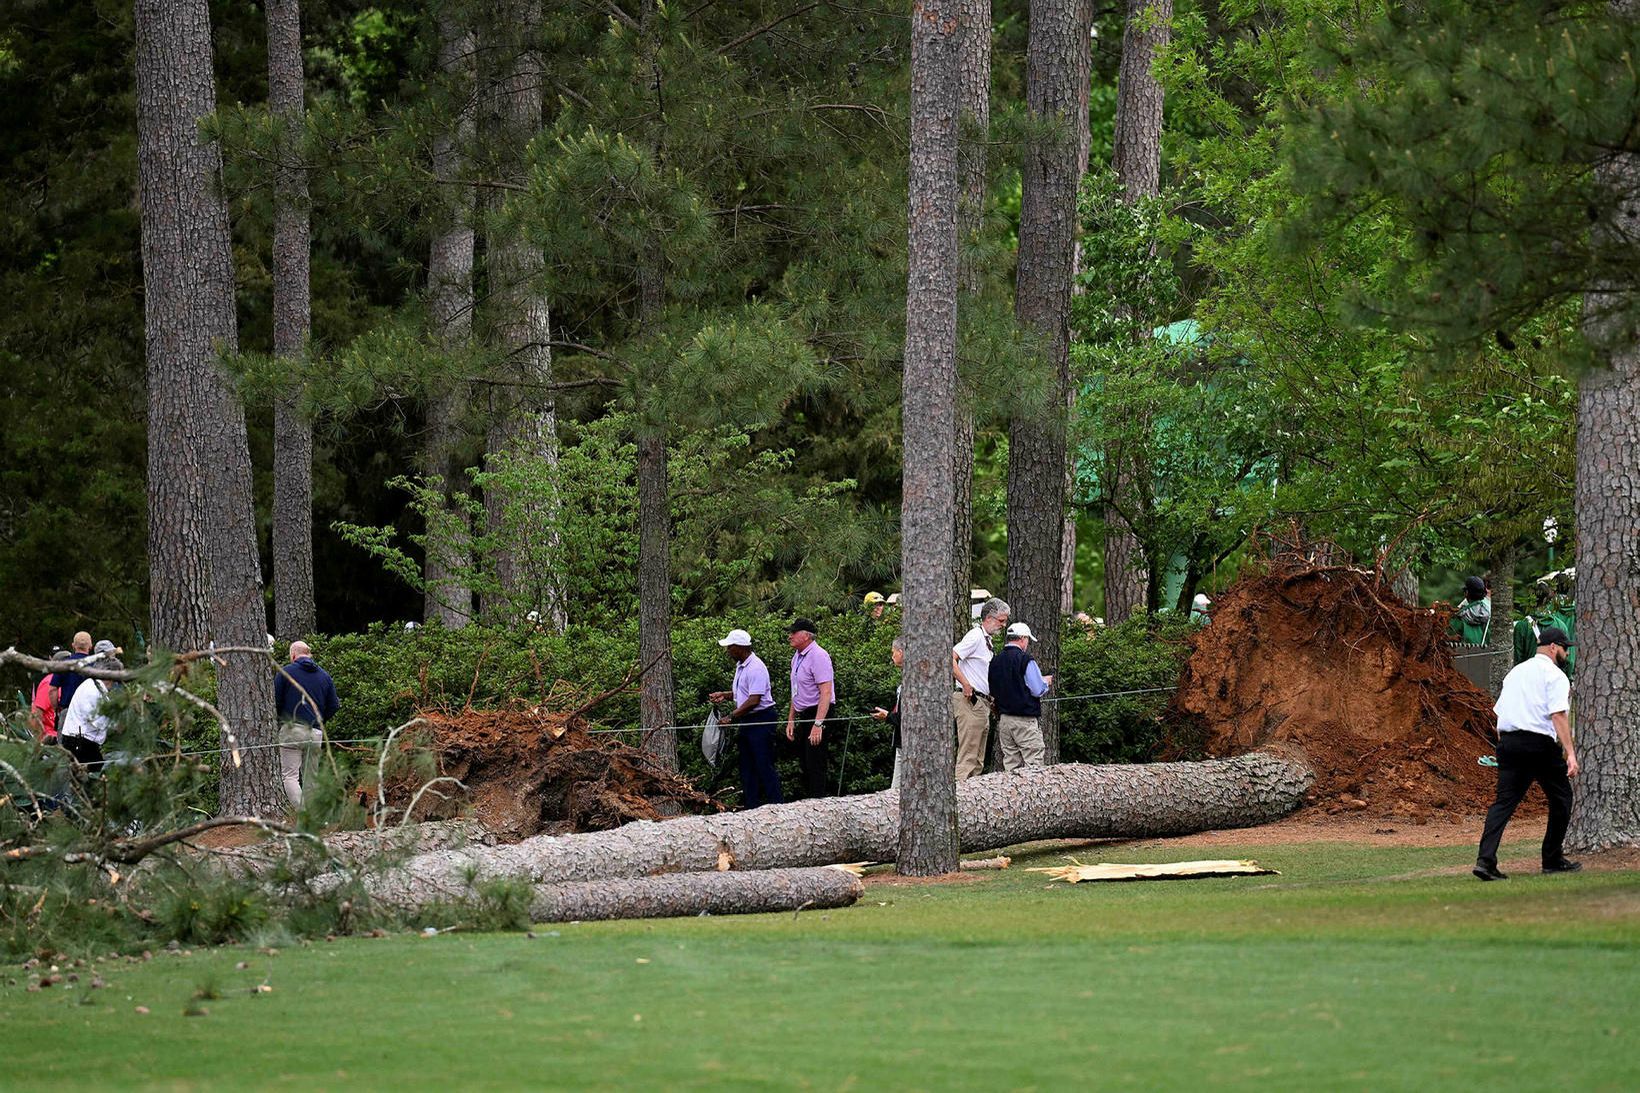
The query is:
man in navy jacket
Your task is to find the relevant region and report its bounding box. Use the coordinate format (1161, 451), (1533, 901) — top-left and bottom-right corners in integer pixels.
(274, 640), (340, 809)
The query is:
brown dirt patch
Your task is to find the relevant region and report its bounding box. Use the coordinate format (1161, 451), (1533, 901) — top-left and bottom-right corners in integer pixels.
(189, 823), (272, 850)
(375, 705), (721, 841)
(864, 871), (981, 887)
(1169, 553), (1521, 823)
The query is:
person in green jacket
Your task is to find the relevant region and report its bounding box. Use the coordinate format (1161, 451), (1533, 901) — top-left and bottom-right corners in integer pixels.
(1451, 575), (1491, 644)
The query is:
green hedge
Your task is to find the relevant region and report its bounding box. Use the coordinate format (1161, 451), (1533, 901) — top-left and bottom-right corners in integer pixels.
(311, 612), (1196, 799)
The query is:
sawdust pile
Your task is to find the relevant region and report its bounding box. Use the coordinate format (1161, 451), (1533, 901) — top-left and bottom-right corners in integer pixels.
(380, 705), (721, 841)
(1171, 557), (1507, 822)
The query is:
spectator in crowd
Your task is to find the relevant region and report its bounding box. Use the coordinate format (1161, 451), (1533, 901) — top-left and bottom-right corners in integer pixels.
(988, 622), (1053, 771)
(873, 635), (904, 788)
(273, 640), (340, 810)
(1452, 575), (1492, 644)
(710, 628), (783, 810)
(58, 649), (123, 772)
(28, 650), (71, 743)
(953, 597), (1009, 780)
(48, 631), (94, 717)
(863, 591), (887, 620)
(785, 618), (836, 798)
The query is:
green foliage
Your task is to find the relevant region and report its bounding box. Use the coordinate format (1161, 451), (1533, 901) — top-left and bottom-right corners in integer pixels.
(156, 878), (270, 948)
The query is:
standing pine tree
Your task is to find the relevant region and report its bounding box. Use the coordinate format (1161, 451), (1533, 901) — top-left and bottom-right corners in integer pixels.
(267, 0), (316, 640)
(900, 0), (963, 876)
(1007, 0), (1083, 763)
(135, 0), (280, 815)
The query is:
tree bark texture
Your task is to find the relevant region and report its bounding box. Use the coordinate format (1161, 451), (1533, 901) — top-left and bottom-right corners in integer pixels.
(1484, 550), (1515, 697)
(1007, 0), (1082, 762)
(952, 0), (990, 635)
(362, 754), (1313, 910)
(1568, 55), (1640, 849)
(634, 1), (678, 771)
(526, 867), (864, 923)
(636, 431), (679, 770)
(900, 0), (963, 875)
(1102, 0), (1171, 624)
(479, 0), (564, 627)
(135, 0), (281, 815)
(136, 0), (219, 654)
(424, 12), (478, 629)
(267, 0), (316, 640)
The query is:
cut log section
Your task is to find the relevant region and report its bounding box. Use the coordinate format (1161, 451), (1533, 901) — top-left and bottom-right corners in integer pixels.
(364, 752), (1312, 912)
(529, 866), (864, 923)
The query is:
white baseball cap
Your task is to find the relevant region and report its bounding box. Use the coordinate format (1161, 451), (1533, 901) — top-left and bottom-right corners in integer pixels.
(717, 628), (754, 647)
(1006, 622), (1035, 641)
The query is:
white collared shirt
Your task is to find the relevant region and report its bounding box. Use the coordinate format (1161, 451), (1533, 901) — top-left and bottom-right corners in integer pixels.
(953, 625), (995, 695)
(1493, 653), (1570, 739)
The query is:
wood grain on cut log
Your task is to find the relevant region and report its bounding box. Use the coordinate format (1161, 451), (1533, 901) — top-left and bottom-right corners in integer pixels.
(527, 867), (863, 923)
(365, 753), (1312, 911)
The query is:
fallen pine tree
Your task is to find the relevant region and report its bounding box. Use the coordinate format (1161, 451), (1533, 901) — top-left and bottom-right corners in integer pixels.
(528, 866), (865, 922)
(357, 751), (1313, 914)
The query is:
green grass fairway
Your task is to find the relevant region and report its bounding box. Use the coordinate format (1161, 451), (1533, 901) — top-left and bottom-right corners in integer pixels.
(5, 834), (1638, 1090)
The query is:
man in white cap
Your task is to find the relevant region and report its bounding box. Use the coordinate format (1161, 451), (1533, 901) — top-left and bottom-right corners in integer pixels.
(986, 622), (1053, 771)
(709, 628), (783, 808)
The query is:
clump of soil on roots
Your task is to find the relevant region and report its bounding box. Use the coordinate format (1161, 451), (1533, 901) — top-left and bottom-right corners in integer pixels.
(1170, 556), (1510, 822)
(382, 705), (722, 841)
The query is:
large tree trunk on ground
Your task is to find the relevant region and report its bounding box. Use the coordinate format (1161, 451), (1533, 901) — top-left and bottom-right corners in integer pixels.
(135, 0), (280, 816)
(479, 1), (563, 627)
(900, 0), (963, 875)
(525, 867), (864, 923)
(1102, 0), (1171, 625)
(268, 0), (316, 640)
(952, 0), (990, 635)
(364, 754), (1313, 911)
(424, 12), (477, 629)
(1007, 0), (1082, 763)
(1568, 51), (1640, 850)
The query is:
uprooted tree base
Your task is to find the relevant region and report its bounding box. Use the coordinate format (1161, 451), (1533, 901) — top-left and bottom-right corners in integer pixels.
(1172, 552), (1507, 822)
(376, 707), (722, 840)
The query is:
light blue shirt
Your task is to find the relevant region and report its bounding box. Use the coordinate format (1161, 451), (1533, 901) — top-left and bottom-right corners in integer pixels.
(1024, 660), (1049, 698)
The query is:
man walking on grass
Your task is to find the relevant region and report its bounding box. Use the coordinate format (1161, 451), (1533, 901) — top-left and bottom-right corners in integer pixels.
(710, 628), (783, 809)
(988, 623), (1052, 771)
(274, 640), (340, 810)
(1474, 626), (1580, 880)
(953, 597), (1009, 779)
(786, 618), (835, 798)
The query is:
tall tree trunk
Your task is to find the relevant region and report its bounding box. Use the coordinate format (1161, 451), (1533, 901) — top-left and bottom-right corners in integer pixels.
(1061, 0), (1095, 619)
(424, 12), (477, 629)
(1007, 0), (1081, 763)
(135, 0), (280, 815)
(1568, 32), (1640, 850)
(900, 0), (963, 876)
(635, 0), (678, 771)
(267, 0), (315, 640)
(479, 1), (563, 627)
(1484, 550), (1515, 697)
(1102, 0), (1171, 624)
(362, 754), (1314, 909)
(952, 0), (990, 637)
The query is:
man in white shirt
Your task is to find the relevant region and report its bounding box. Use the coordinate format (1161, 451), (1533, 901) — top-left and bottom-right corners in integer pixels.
(59, 650), (122, 773)
(952, 597), (1009, 780)
(1474, 626), (1580, 880)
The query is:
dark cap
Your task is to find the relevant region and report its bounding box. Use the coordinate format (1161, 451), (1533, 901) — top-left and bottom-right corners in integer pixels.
(789, 617), (816, 635)
(1538, 625), (1574, 649)
(1463, 576), (1486, 600)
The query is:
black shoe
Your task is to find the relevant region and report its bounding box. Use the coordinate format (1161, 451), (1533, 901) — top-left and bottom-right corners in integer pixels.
(1473, 862), (1508, 881)
(1542, 860), (1583, 875)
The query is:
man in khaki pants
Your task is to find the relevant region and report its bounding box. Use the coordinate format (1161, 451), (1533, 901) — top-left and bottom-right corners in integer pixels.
(988, 623), (1052, 770)
(952, 597), (1009, 779)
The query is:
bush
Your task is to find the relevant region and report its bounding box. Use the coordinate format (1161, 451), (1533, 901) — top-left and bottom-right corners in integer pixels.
(308, 610), (1196, 796)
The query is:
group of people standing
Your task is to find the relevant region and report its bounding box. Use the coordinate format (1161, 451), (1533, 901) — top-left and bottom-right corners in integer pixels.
(709, 597), (1053, 810)
(26, 631), (124, 771)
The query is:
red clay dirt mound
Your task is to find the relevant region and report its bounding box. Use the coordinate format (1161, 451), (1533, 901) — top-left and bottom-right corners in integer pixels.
(1170, 558), (1509, 822)
(379, 705), (722, 841)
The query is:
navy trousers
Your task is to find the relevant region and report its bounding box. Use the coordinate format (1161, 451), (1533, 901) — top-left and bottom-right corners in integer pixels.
(736, 707), (783, 809)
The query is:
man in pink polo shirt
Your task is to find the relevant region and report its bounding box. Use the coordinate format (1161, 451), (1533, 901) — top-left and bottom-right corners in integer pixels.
(785, 617), (836, 798)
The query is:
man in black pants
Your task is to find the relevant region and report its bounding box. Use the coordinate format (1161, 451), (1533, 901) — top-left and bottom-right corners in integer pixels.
(785, 618), (836, 798)
(1475, 627), (1581, 880)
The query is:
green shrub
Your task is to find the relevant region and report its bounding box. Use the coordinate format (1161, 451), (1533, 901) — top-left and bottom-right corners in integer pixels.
(307, 610), (1195, 796)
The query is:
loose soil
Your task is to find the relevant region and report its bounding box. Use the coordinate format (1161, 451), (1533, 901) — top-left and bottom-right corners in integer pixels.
(379, 706), (721, 841)
(1170, 557), (1520, 823)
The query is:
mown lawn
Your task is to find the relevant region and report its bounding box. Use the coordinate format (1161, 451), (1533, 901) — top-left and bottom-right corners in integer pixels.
(5, 831), (1637, 1091)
